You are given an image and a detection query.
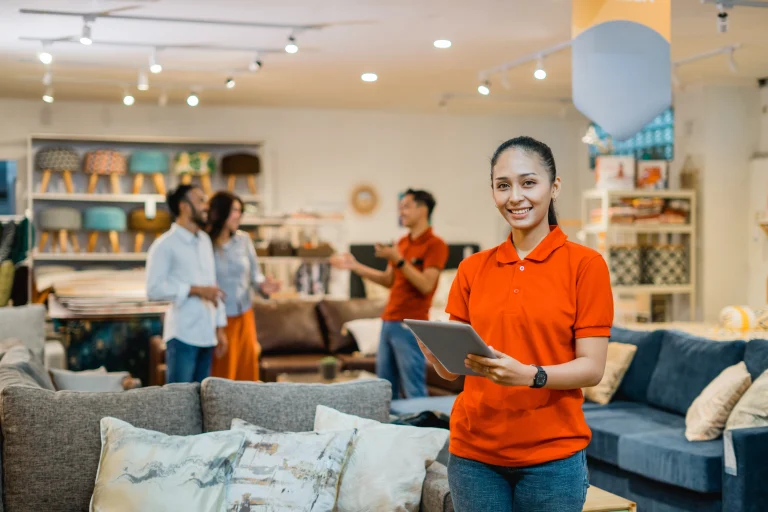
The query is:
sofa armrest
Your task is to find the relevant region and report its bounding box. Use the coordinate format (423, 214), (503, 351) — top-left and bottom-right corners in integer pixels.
(44, 340), (66, 370)
(421, 462), (453, 512)
(723, 426), (768, 512)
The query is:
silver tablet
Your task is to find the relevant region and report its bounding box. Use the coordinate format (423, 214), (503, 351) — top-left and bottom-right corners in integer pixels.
(404, 319), (496, 377)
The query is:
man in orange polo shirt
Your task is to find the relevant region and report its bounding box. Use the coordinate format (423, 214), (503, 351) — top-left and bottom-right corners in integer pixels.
(331, 189), (449, 398)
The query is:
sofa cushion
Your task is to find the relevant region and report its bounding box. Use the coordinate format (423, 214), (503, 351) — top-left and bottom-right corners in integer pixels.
(582, 399), (647, 413)
(201, 377), (391, 433)
(646, 331), (746, 415)
(0, 384), (202, 512)
(253, 300), (326, 355)
(0, 305), (46, 364)
(317, 299), (387, 353)
(585, 405), (684, 465)
(618, 430), (723, 493)
(611, 327), (664, 403)
(390, 395), (457, 416)
(744, 338), (768, 381)
(0, 343), (55, 393)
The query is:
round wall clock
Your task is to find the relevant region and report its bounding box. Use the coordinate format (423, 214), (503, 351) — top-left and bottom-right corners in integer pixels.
(350, 184), (378, 215)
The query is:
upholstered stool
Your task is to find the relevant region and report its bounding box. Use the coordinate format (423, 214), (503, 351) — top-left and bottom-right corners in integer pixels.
(130, 151), (168, 195)
(84, 150), (127, 194)
(222, 153), (260, 195)
(35, 147), (80, 193)
(83, 207), (127, 253)
(128, 208), (171, 252)
(38, 207), (82, 253)
(173, 152), (215, 195)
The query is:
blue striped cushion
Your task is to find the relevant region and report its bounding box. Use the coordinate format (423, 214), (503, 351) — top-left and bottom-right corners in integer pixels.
(83, 207), (127, 232)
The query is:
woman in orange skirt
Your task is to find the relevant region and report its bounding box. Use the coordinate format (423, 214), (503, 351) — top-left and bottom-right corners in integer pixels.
(207, 192), (280, 380)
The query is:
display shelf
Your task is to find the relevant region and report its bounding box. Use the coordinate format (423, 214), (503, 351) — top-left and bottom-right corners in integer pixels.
(612, 284), (694, 295)
(583, 224), (693, 235)
(583, 189), (696, 200)
(260, 256), (331, 263)
(34, 252), (148, 262)
(240, 215), (344, 227)
(32, 193), (166, 204)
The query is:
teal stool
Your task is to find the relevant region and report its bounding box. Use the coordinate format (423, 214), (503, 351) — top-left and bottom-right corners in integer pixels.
(84, 207), (127, 253)
(130, 151), (168, 195)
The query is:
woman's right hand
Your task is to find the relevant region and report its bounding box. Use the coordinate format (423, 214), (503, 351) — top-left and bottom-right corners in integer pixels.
(329, 253), (357, 271)
(417, 339), (459, 381)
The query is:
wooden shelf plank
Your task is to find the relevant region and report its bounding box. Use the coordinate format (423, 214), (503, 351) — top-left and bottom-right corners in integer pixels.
(613, 284), (693, 294)
(32, 193), (166, 204)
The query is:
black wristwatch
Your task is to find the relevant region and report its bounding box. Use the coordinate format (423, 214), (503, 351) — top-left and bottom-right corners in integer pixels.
(530, 365), (547, 388)
(396, 258), (406, 268)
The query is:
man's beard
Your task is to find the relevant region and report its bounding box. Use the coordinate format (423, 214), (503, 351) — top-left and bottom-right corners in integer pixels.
(188, 203), (207, 228)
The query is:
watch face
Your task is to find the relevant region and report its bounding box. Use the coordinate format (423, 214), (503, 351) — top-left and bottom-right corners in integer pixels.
(535, 372), (547, 387)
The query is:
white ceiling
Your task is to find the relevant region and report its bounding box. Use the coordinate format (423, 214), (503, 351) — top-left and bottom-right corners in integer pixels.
(0, 0), (767, 115)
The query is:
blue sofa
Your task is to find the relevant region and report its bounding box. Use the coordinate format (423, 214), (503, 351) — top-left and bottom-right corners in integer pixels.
(391, 327), (768, 512)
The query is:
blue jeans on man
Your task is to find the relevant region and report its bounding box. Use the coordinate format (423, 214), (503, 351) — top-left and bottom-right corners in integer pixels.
(166, 338), (214, 383)
(376, 321), (428, 398)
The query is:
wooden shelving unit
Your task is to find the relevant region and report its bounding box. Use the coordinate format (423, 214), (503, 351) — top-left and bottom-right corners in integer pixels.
(581, 189), (697, 322)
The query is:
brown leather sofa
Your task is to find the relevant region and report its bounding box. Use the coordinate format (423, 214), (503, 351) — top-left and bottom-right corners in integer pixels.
(148, 298), (464, 396)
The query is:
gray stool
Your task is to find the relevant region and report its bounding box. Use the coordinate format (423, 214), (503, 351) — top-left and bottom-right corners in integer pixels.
(38, 207), (82, 253)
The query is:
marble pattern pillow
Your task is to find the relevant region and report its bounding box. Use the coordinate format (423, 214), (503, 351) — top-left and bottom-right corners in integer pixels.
(314, 405), (449, 512)
(727, 368), (768, 430)
(686, 361), (752, 441)
(90, 417), (246, 512)
(228, 418), (357, 512)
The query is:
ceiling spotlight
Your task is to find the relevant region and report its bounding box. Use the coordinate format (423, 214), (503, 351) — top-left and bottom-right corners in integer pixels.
(137, 71), (149, 91)
(38, 51), (53, 65)
(434, 39), (452, 49)
(42, 87), (54, 104)
(149, 49), (162, 74)
(478, 81), (490, 96)
(158, 90), (168, 107)
(187, 92), (199, 107)
(717, 4), (729, 33)
(123, 90), (135, 106)
(226, 77), (236, 89)
(534, 56), (547, 80)
(80, 22), (92, 45)
(248, 57), (262, 72)
(361, 72), (378, 82)
(285, 36), (299, 54)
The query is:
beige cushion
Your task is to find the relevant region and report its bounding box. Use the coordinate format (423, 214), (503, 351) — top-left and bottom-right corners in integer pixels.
(685, 361), (752, 441)
(726, 368), (768, 430)
(363, 279), (390, 301)
(583, 342), (637, 405)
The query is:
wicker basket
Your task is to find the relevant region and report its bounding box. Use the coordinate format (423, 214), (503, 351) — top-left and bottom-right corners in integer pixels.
(642, 244), (689, 285)
(609, 245), (642, 286)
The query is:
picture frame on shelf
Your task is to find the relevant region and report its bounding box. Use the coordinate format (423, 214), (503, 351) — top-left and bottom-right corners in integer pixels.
(636, 160), (669, 190)
(595, 155), (636, 190)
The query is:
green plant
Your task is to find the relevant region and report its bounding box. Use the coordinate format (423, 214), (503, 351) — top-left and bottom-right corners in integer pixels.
(320, 356), (338, 365)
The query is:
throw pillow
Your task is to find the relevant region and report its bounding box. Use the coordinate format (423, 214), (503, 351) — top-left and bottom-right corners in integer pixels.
(228, 418), (357, 511)
(685, 361), (752, 441)
(314, 404), (449, 512)
(726, 368), (768, 430)
(50, 367), (129, 392)
(90, 417), (246, 512)
(583, 342), (637, 405)
(363, 279), (390, 301)
(342, 318), (383, 355)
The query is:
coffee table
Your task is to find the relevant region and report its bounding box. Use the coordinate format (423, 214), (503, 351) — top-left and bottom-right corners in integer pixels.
(584, 486), (636, 512)
(276, 370), (378, 384)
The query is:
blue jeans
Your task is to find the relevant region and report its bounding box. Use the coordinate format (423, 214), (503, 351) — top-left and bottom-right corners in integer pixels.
(448, 451), (589, 512)
(166, 339), (214, 384)
(376, 321), (428, 399)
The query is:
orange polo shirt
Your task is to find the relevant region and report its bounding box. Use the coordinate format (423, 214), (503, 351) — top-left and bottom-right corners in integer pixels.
(382, 228), (449, 322)
(445, 226), (613, 467)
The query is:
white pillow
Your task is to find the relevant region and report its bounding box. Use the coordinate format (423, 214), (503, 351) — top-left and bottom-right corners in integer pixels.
(342, 318), (383, 355)
(90, 417), (246, 512)
(314, 405), (449, 512)
(229, 418), (357, 511)
(50, 367), (129, 392)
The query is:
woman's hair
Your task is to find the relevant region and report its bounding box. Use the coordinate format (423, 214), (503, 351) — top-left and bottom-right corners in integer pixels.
(490, 136), (558, 226)
(206, 191), (243, 244)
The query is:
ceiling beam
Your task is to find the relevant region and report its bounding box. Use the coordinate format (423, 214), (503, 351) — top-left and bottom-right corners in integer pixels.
(18, 8), (324, 31)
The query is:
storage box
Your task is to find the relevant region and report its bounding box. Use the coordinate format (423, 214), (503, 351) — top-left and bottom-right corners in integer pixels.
(596, 156), (635, 190)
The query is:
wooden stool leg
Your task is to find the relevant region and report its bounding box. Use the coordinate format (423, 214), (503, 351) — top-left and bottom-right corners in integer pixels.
(227, 175), (236, 192)
(62, 170), (74, 194)
(40, 170), (52, 193)
(200, 175), (212, 195)
(180, 174), (192, 185)
(247, 175), (257, 195)
(134, 232), (145, 253)
(58, 230), (68, 252)
(87, 232), (99, 252)
(70, 232), (80, 253)
(39, 232), (49, 252)
(109, 231), (121, 253)
(87, 174), (99, 194)
(132, 174), (144, 194)
(51, 232), (59, 253)
(110, 174), (122, 194)
(152, 173), (166, 195)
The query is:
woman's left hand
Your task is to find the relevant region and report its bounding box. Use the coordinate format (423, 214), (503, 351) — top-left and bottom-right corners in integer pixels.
(261, 276), (281, 295)
(465, 348), (538, 387)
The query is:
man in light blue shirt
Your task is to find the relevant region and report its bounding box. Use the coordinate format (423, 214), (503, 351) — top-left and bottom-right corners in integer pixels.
(146, 184), (228, 383)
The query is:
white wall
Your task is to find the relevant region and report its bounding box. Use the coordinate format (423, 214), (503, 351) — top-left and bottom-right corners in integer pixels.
(0, 99), (589, 251)
(747, 85), (768, 308)
(760, 85), (768, 154)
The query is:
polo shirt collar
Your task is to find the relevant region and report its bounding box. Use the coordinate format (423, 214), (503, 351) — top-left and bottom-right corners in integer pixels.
(409, 227), (433, 245)
(496, 225), (567, 264)
(171, 223), (200, 244)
